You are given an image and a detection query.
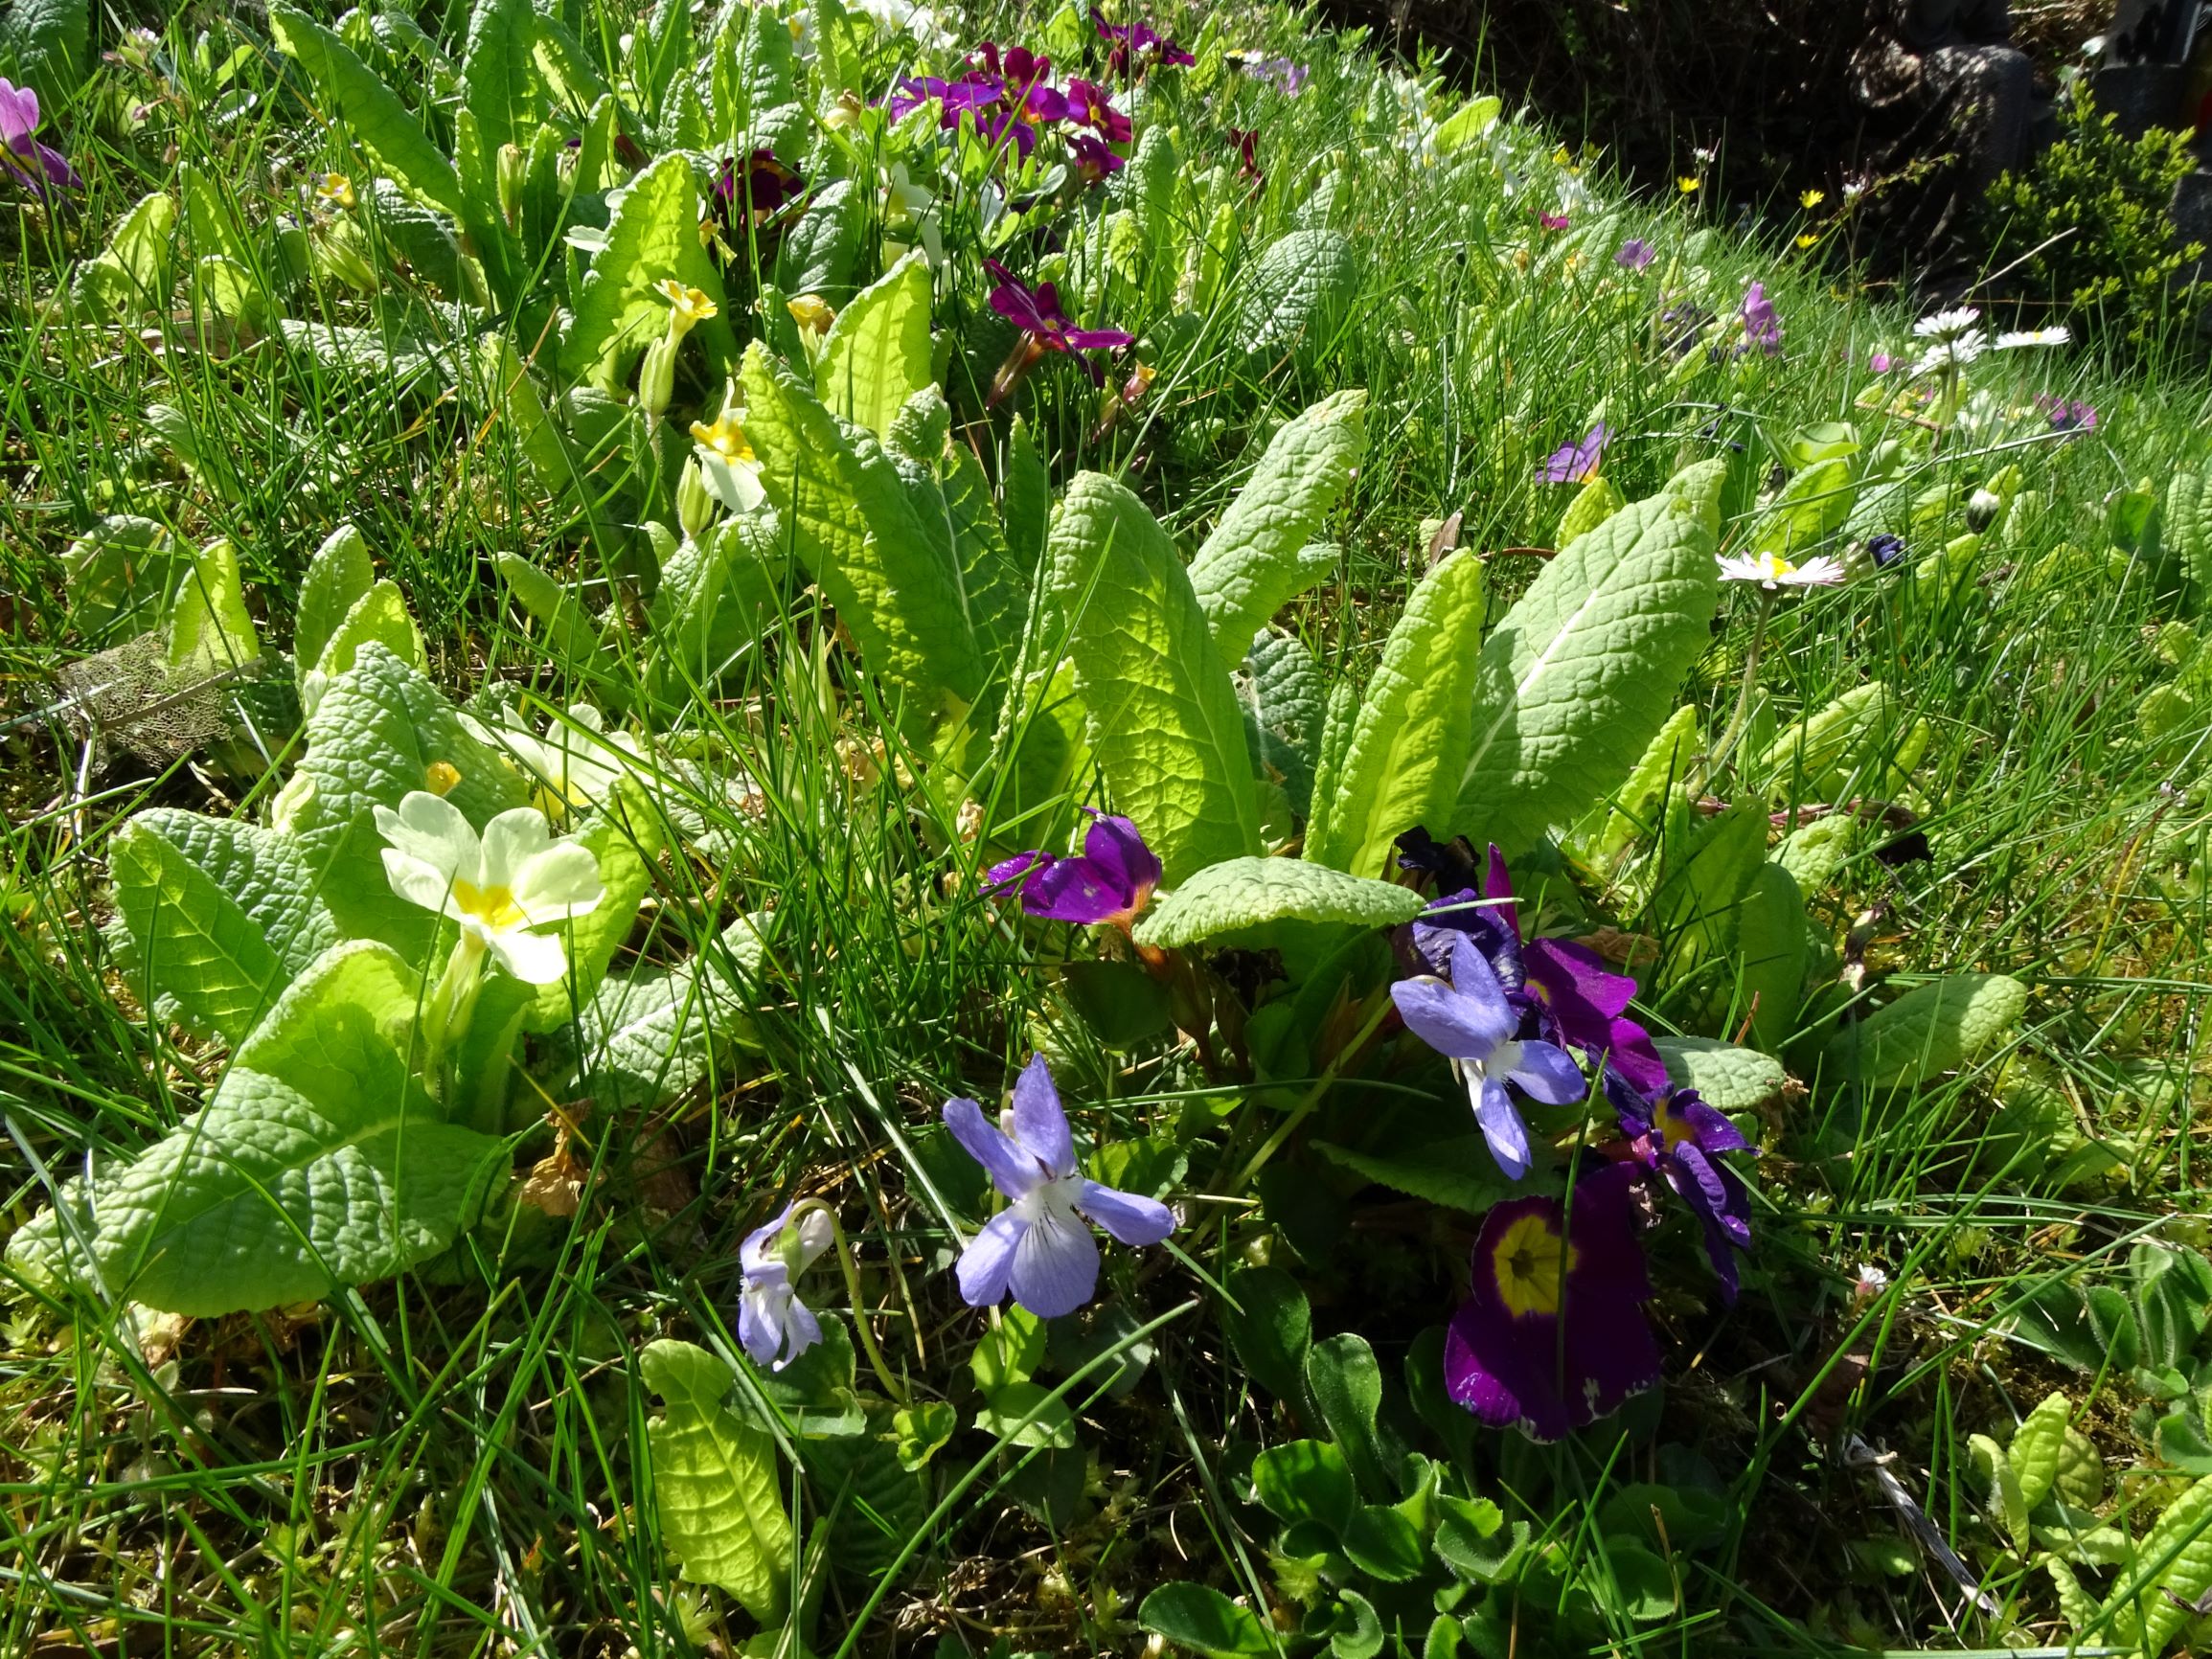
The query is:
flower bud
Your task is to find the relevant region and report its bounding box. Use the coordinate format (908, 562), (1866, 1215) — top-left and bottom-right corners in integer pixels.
(1965, 487), (2002, 532)
(676, 456), (717, 538)
(496, 142), (527, 231)
(636, 332), (677, 420)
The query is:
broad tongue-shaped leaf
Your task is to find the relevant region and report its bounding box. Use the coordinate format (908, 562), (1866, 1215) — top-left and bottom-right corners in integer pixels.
(1046, 471), (1262, 884)
(560, 152), (734, 384)
(6, 942), (507, 1316)
(816, 250), (934, 441)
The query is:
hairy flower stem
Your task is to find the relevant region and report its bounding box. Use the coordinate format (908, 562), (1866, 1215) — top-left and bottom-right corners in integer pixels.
(788, 1198), (908, 1403)
(419, 931), (489, 1097)
(1704, 586), (1777, 780)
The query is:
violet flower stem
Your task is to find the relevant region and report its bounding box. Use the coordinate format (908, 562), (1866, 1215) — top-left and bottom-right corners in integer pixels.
(787, 1198), (908, 1404)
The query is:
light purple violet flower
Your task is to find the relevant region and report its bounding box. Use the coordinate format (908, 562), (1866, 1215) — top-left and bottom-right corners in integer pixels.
(1538, 422), (1609, 484)
(944, 1056), (1175, 1318)
(986, 809), (1159, 929)
(1615, 239), (1655, 271)
(1393, 931), (1587, 1179)
(1740, 281), (1783, 352)
(1444, 1162), (1662, 1440)
(739, 1202), (836, 1370)
(0, 78), (79, 196)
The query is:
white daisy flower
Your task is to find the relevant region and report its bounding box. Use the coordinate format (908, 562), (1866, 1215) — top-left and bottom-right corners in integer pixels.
(1717, 550), (1848, 590)
(1911, 306), (1983, 341)
(374, 792), (604, 985)
(1912, 334), (1987, 375)
(1994, 326), (2069, 349)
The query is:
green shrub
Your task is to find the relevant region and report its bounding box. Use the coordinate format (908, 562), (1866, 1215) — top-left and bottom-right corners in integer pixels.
(1982, 80), (2205, 353)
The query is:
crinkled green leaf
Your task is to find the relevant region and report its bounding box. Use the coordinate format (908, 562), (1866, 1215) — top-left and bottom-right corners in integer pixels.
(2106, 1472), (2212, 1654)
(461, 0), (536, 159)
(297, 523), (375, 678)
(1252, 1439), (1356, 1534)
(1827, 973), (2028, 1087)
(269, 6), (464, 216)
(1750, 458), (1854, 557)
(1135, 856), (1418, 948)
(552, 920), (765, 1109)
(0, 0), (87, 102)
(2011, 1391), (2072, 1513)
(1139, 1582), (1275, 1658)
(740, 342), (986, 724)
(8, 942), (504, 1315)
(816, 250), (933, 441)
(72, 191), (175, 320)
(640, 1339), (793, 1624)
(1308, 548), (1487, 876)
(561, 152), (733, 382)
(1313, 1135), (1512, 1217)
(1735, 861), (1807, 1050)
(1241, 627), (1327, 817)
(110, 809), (339, 1044)
(1653, 1035), (1786, 1111)
(1447, 466), (1722, 855)
(1556, 474), (1626, 547)
(1048, 472), (1262, 882)
(61, 515), (182, 638)
(1189, 390), (1366, 654)
(1235, 227), (1357, 362)
(317, 581), (423, 679)
(166, 538), (261, 681)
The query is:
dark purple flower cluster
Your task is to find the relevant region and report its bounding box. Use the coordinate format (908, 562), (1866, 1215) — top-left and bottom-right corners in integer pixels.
(1392, 833), (1758, 1440)
(1092, 9), (1196, 78)
(886, 36), (1137, 174)
(713, 148), (805, 227)
(2034, 393), (2097, 434)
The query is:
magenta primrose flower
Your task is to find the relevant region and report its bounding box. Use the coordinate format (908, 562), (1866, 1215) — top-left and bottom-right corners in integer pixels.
(1444, 1162), (1663, 1440)
(983, 259), (1135, 402)
(987, 809), (1159, 929)
(1539, 212), (1570, 232)
(944, 1055), (1175, 1319)
(1741, 281), (1783, 352)
(1092, 9), (1195, 77)
(1064, 77), (1132, 143)
(0, 77), (78, 196)
(1068, 130), (1125, 185)
(2035, 392), (2097, 433)
(1538, 422), (1609, 484)
(1229, 126), (1261, 186)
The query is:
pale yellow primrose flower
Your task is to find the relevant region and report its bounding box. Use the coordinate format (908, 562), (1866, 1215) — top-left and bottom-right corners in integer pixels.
(787, 293), (835, 334)
(374, 792), (604, 985)
(316, 172), (356, 210)
(465, 704), (644, 819)
(654, 278), (719, 332)
(690, 411), (756, 465)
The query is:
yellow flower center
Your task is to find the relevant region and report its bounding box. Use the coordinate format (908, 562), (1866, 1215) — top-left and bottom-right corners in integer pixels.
(1751, 551), (1796, 580)
(787, 293), (835, 334)
(451, 878), (528, 930)
(1652, 1097), (1697, 1150)
(655, 279), (718, 326)
(424, 761), (463, 796)
(1491, 1213), (1578, 1318)
(689, 414), (755, 463)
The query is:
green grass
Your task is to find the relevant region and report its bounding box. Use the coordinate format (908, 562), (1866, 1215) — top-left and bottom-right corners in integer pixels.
(4, 2), (2212, 1655)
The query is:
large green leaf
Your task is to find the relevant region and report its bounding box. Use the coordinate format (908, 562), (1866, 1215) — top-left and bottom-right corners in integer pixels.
(640, 1339), (793, 1625)
(560, 152), (734, 383)
(461, 0), (536, 158)
(166, 538), (261, 680)
(1047, 472), (1262, 883)
(110, 810), (339, 1045)
(1307, 549), (1487, 876)
(1446, 466), (1722, 854)
(739, 343), (986, 724)
(1138, 1582), (1275, 1658)
(8, 943), (505, 1315)
(1135, 856), (1419, 949)
(815, 250), (933, 441)
(1826, 973), (2028, 1087)
(1242, 628), (1327, 817)
(0, 0), (88, 102)
(522, 784), (662, 1032)
(2166, 466), (2212, 619)
(1235, 227), (1357, 363)
(296, 524), (376, 679)
(72, 191), (176, 320)
(1653, 1035), (1786, 1111)
(2106, 1471), (2212, 1655)
(268, 6), (465, 217)
(1189, 390), (1366, 655)
(1748, 458), (1854, 557)
(552, 920), (766, 1109)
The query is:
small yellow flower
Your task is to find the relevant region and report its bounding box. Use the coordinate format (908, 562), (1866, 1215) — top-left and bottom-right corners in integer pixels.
(315, 172), (356, 210)
(654, 278), (718, 329)
(1551, 145), (1571, 167)
(1795, 232), (1819, 249)
(690, 413), (756, 464)
(1676, 175), (1700, 195)
(1799, 188), (1826, 209)
(787, 293), (836, 334)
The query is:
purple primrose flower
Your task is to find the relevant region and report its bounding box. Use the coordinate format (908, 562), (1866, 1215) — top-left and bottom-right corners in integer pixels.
(1615, 239), (1654, 271)
(1608, 1075), (1757, 1299)
(0, 78), (78, 196)
(2034, 392), (2097, 433)
(716, 149), (805, 221)
(1392, 930), (1588, 1180)
(944, 1055), (1175, 1319)
(1092, 10), (1195, 77)
(739, 1202), (835, 1370)
(1538, 422), (1609, 484)
(1444, 1162), (1663, 1440)
(1064, 77), (1132, 143)
(1068, 130), (1125, 184)
(1740, 281), (1783, 352)
(983, 259), (1135, 401)
(986, 809), (1159, 929)
(1539, 212), (1570, 232)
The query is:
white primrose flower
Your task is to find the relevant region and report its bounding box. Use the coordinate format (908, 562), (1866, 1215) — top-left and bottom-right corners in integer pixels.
(1717, 550), (1848, 590)
(374, 792), (604, 985)
(1995, 326), (2070, 350)
(466, 703), (645, 819)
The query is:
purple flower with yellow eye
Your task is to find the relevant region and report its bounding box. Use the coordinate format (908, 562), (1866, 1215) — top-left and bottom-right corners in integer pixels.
(983, 259), (1134, 401)
(1393, 931), (1587, 1180)
(1445, 1163), (1662, 1440)
(1068, 130), (1125, 185)
(1092, 10), (1194, 77)
(986, 809), (1159, 931)
(1064, 77), (1131, 143)
(944, 1056), (1175, 1319)
(0, 78), (77, 196)
(716, 149), (805, 223)
(1538, 422), (1608, 484)
(1410, 845), (1669, 1100)
(1608, 1073), (1756, 1299)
